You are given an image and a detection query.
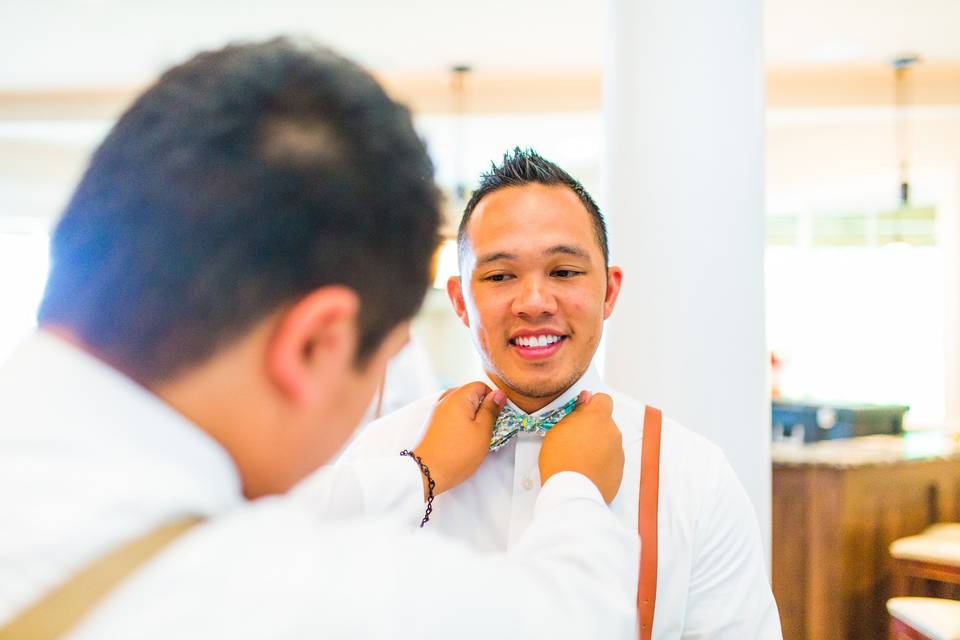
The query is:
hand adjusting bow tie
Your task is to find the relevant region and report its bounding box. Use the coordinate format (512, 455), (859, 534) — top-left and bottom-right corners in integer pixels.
(489, 397), (579, 452)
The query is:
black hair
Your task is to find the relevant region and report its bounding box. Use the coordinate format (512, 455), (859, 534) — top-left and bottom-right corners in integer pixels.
(38, 38), (441, 384)
(458, 147), (608, 265)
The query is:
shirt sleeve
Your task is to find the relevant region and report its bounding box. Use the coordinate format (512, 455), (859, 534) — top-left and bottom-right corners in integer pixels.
(68, 472), (636, 640)
(387, 470), (638, 639)
(290, 398), (437, 529)
(680, 453), (784, 639)
(288, 456), (426, 530)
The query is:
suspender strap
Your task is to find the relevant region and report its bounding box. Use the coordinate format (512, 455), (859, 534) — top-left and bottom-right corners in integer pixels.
(0, 517), (203, 640)
(638, 406), (662, 640)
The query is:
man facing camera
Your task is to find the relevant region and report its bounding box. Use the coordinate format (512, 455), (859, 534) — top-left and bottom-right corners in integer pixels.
(343, 149), (783, 639)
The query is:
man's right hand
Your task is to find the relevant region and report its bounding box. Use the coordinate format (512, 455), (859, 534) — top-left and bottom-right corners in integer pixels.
(539, 392), (624, 503)
(413, 382), (506, 499)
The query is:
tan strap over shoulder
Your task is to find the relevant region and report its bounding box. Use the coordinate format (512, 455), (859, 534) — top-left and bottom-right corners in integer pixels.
(638, 406), (662, 640)
(0, 517), (203, 640)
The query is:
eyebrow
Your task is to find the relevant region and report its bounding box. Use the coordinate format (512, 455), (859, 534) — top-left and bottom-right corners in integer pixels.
(475, 244), (591, 267)
(545, 244), (590, 259)
(475, 251), (518, 267)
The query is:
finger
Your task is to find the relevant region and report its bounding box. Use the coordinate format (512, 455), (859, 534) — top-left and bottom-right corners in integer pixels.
(565, 389), (594, 414)
(474, 389), (506, 431)
(437, 387), (456, 402)
(455, 381), (494, 413)
(585, 392), (613, 414)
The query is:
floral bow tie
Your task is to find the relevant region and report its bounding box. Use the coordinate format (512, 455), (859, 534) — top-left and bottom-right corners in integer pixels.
(489, 397), (579, 452)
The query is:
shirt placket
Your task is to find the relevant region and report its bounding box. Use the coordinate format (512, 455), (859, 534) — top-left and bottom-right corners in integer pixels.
(506, 431), (542, 548)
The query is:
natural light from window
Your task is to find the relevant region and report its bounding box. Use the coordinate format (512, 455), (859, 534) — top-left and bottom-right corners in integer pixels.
(0, 227), (50, 362)
(766, 244), (946, 424)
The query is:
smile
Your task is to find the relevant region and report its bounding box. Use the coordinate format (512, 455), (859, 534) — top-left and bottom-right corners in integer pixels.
(510, 334), (564, 348)
(508, 333), (567, 360)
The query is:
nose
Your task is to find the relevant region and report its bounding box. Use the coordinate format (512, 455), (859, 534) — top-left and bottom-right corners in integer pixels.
(511, 275), (558, 318)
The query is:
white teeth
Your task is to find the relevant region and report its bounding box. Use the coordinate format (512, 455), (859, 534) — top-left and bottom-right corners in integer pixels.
(514, 335), (562, 348)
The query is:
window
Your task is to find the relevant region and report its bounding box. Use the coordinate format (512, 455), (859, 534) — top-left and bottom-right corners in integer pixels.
(0, 221), (50, 362)
(765, 170), (951, 425)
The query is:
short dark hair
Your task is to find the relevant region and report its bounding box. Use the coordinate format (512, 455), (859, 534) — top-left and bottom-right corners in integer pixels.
(458, 148), (608, 265)
(38, 38), (441, 384)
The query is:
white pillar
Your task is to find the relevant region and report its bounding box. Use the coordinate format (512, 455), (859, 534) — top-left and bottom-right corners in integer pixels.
(602, 0), (770, 557)
(944, 166), (960, 431)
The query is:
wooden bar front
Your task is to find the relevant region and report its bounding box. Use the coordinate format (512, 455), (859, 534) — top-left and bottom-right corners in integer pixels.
(772, 435), (960, 640)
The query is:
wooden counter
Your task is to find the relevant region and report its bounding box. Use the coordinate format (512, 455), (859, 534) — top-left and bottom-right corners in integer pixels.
(772, 434), (960, 640)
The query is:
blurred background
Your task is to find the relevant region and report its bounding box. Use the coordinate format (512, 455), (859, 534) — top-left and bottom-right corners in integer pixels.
(3, 1), (960, 637)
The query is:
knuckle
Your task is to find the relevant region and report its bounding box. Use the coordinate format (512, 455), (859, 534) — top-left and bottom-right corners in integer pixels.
(472, 381), (492, 394)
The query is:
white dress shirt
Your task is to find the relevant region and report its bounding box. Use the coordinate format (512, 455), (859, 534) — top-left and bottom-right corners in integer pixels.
(342, 366), (784, 639)
(0, 332), (637, 639)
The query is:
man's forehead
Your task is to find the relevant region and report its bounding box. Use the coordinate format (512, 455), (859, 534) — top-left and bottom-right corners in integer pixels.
(462, 184), (600, 258)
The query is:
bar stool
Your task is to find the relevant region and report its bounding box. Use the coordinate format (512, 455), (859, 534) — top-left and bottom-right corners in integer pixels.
(890, 533), (960, 597)
(888, 597), (960, 640)
(924, 524), (960, 540)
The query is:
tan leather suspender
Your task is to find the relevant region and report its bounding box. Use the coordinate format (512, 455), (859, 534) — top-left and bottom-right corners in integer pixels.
(0, 517), (202, 640)
(638, 406), (662, 640)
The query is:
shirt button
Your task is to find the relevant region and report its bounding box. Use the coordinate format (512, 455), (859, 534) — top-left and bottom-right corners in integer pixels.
(522, 476), (534, 490)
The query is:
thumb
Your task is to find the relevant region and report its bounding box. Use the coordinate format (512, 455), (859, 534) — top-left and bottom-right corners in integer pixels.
(474, 388), (507, 432)
(436, 387), (456, 402)
(455, 381), (492, 411)
(584, 392), (614, 415)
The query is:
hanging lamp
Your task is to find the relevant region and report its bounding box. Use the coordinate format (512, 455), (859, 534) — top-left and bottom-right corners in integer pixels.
(883, 55), (935, 246)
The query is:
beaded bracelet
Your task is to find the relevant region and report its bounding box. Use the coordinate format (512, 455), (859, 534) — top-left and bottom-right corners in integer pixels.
(400, 449), (435, 527)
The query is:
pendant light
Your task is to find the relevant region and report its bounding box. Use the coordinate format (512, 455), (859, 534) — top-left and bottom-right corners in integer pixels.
(431, 64), (472, 289)
(884, 55), (935, 247)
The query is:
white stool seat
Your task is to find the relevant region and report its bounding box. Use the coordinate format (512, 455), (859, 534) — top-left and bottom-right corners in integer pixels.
(925, 524), (960, 540)
(888, 597), (960, 640)
(891, 535), (960, 566)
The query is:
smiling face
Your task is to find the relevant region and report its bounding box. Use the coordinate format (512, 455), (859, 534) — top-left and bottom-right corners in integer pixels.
(448, 183), (622, 413)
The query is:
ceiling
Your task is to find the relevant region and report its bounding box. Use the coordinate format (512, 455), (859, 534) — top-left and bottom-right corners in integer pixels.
(2, 0), (959, 90)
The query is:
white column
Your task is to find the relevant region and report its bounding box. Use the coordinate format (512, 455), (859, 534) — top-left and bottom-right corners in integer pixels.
(944, 166), (960, 431)
(602, 0), (770, 556)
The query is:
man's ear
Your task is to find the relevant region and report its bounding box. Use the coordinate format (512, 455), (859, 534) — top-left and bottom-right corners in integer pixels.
(603, 266), (624, 320)
(265, 286), (360, 405)
(447, 275), (471, 328)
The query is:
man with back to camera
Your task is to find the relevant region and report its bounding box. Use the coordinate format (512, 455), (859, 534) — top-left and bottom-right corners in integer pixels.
(0, 41), (636, 638)
(342, 148), (784, 639)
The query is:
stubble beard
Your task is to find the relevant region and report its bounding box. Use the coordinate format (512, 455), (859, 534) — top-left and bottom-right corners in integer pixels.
(490, 359), (590, 404)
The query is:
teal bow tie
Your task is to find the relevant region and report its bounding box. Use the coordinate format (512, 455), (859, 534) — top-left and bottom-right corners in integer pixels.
(489, 397), (579, 452)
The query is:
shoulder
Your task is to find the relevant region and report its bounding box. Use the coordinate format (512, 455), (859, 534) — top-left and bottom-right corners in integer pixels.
(339, 393), (441, 461)
(75, 499), (439, 637)
(608, 401), (777, 634)
(605, 387), (725, 467)
(643, 415), (766, 577)
(606, 386), (737, 516)
(656, 411), (741, 516)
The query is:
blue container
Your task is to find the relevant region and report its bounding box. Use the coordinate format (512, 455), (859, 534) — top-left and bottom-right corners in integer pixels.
(771, 401), (909, 443)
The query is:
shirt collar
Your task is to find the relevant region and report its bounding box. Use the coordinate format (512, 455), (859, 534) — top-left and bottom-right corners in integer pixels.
(487, 365), (606, 418)
(0, 331), (244, 516)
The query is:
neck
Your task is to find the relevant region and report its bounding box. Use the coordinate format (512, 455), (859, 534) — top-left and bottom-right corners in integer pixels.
(510, 392), (564, 414)
(486, 372), (566, 414)
(152, 341), (283, 500)
(44, 324), (284, 499)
